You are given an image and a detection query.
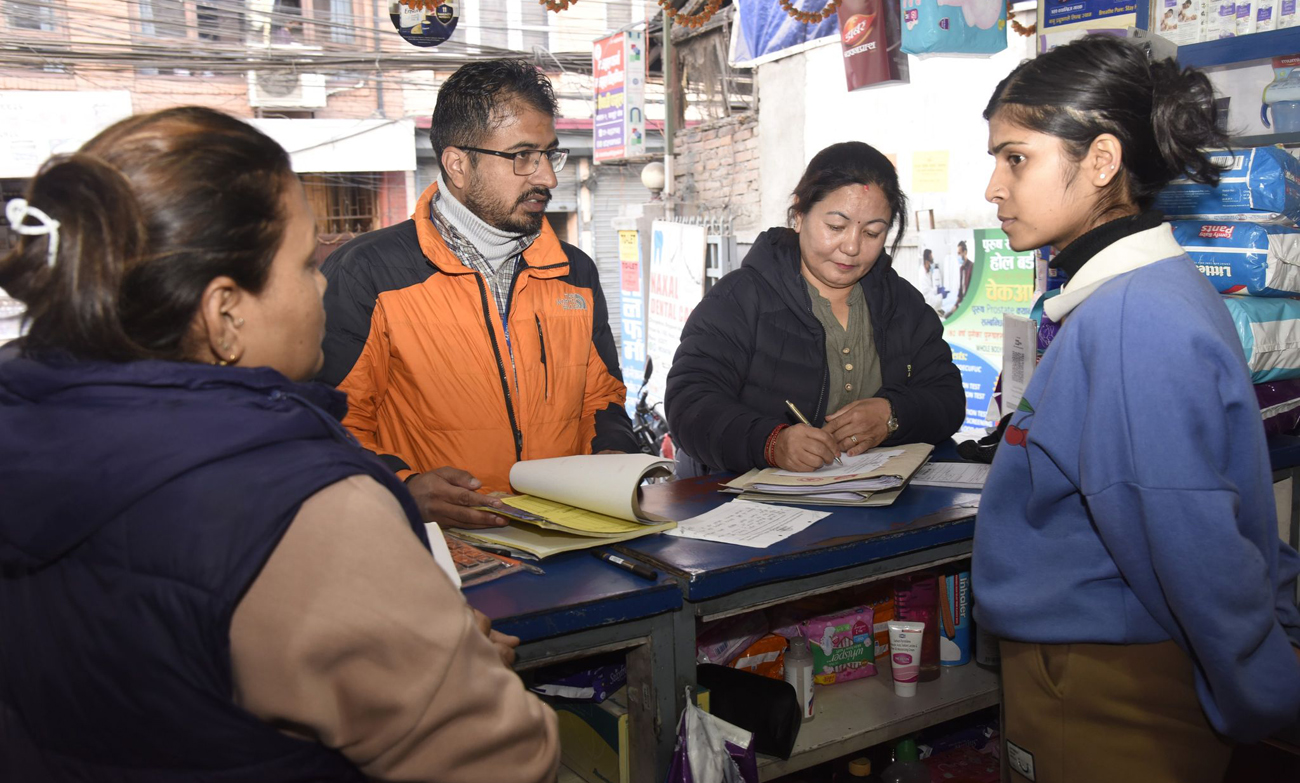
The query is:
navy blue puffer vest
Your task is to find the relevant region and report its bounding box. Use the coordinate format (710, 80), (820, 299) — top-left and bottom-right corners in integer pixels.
(0, 355), (430, 781)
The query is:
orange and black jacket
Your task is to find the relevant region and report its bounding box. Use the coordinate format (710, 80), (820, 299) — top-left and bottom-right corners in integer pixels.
(319, 184), (637, 492)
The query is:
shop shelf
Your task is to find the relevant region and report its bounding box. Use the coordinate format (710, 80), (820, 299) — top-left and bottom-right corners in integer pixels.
(756, 659), (1000, 780)
(1229, 131), (1300, 148)
(1177, 29), (1300, 69)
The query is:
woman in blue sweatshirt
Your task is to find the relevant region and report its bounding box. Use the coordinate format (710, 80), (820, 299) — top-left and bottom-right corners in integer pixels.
(972, 35), (1300, 782)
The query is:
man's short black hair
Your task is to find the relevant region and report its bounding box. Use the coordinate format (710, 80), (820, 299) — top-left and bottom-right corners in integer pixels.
(430, 59), (559, 165)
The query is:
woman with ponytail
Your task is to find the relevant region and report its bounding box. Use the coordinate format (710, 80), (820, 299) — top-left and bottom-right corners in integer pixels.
(971, 35), (1300, 782)
(0, 108), (558, 782)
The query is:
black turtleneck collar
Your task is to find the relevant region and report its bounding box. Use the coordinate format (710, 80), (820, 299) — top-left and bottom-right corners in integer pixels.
(1049, 210), (1165, 279)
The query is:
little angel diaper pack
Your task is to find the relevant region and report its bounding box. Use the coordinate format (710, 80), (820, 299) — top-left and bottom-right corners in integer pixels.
(1155, 147), (1300, 225)
(1172, 220), (1300, 296)
(900, 0), (1007, 55)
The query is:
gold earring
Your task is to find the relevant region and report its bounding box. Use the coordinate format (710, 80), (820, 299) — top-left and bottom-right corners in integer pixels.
(215, 357), (228, 367)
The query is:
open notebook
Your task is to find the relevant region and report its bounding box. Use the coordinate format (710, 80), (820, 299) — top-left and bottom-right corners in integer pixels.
(449, 453), (676, 559)
(721, 442), (933, 506)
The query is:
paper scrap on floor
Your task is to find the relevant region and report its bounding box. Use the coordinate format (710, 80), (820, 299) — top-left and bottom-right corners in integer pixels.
(665, 499), (831, 548)
(910, 461), (991, 489)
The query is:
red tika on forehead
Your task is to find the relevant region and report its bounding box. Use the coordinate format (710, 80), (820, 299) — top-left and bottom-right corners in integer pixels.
(864, 184), (871, 192)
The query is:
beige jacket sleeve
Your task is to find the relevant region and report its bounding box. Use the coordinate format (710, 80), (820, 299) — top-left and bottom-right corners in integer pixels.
(230, 474), (559, 783)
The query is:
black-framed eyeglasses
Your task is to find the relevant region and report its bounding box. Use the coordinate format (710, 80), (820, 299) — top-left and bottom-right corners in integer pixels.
(457, 146), (569, 175)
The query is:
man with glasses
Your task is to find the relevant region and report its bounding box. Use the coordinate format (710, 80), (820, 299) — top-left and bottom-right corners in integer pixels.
(319, 59), (637, 529)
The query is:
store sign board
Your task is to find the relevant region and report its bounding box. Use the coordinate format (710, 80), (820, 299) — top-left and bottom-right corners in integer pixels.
(593, 31), (647, 162)
(1041, 0), (1138, 29)
(618, 229), (646, 413)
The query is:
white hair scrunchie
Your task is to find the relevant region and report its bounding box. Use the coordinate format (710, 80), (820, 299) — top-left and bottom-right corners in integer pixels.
(5, 198), (61, 268)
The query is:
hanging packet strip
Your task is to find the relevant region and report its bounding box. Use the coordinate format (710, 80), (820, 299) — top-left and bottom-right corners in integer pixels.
(1172, 221), (1300, 297)
(1155, 147), (1300, 225)
(900, 0), (1007, 56)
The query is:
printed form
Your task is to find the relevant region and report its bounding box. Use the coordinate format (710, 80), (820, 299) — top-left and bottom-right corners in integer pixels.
(665, 500), (831, 549)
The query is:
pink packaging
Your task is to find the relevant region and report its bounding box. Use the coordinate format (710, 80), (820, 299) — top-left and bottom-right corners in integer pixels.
(799, 606), (877, 685)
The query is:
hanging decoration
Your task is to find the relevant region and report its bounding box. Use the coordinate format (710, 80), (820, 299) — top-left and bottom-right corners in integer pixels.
(658, 0), (725, 28)
(540, 0), (577, 11)
(1006, 0), (1035, 36)
(779, 0), (844, 25)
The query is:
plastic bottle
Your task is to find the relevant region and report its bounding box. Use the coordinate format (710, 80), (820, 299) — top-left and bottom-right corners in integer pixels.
(893, 574), (941, 682)
(879, 738), (930, 783)
(784, 636), (815, 721)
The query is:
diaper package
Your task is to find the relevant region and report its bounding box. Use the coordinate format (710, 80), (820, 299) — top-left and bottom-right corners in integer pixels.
(1221, 296), (1300, 383)
(900, 0), (1006, 56)
(800, 606), (877, 685)
(1155, 147), (1300, 225)
(1172, 220), (1300, 296)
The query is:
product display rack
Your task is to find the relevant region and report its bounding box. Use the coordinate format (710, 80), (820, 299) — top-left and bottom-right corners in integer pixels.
(1177, 28), (1300, 69)
(755, 658), (1000, 780)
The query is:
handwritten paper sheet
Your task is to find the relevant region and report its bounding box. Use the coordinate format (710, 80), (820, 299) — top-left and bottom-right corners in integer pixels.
(664, 500), (831, 549)
(910, 461), (991, 489)
(771, 449), (904, 479)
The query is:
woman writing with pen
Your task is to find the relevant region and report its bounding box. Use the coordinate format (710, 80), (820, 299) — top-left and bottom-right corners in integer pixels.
(664, 142), (965, 476)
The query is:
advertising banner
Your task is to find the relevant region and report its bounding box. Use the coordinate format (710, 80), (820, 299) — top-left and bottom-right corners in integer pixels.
(593, 31), (647, 163)
(915, 228), (1035, 430)
(645, 221), (707, 405)
(618, 229), (647, 413)
(1041, 0), (1138, 29)
(837, 0), (909, 91)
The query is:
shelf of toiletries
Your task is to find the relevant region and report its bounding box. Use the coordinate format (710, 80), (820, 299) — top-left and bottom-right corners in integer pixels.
(1180, 27), (1300, 67)
(754, 658), (1000, 780)
(1229, 129), (1300, 145)
(1149, 0), (1300, 67)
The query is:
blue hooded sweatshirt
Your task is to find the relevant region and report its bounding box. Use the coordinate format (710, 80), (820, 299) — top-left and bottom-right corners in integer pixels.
(972, 222), (1300, 742)
(0, 351), (429, 780)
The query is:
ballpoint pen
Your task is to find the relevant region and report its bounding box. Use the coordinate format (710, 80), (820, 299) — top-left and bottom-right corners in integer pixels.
(591, 549), (658, 581)
(784, 399), (843, 466)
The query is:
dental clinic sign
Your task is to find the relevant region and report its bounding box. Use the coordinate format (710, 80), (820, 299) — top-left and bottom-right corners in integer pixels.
(593, 30), (646, 163)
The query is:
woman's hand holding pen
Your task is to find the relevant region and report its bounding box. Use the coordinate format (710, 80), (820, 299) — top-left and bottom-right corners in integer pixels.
(825, 398), (891, 456)
(772, 424), (839, 472)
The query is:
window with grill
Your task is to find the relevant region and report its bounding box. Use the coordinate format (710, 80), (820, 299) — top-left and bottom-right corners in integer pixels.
(301, 173), (380, 236)
(139, 0), (188, 37)
(197, 1), (246, 42)
(313, 0), (354, 44)
(7, 1), (56, 31)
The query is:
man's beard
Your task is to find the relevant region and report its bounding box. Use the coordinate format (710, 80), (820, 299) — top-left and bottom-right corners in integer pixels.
(464, 180), (552, 235)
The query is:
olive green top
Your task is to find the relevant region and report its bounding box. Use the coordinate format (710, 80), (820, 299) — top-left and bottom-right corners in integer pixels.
(805, 279), (882, 416)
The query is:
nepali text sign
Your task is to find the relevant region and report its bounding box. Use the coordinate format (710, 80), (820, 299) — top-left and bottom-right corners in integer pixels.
(593, 31), (646, 162)
(1041, 0), (1137, 28)
(618, 229), (646, 413)
(914, 228), (1035, 431)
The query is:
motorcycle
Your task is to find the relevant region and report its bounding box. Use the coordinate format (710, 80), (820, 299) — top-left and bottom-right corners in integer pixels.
(632, 356), (671, 458)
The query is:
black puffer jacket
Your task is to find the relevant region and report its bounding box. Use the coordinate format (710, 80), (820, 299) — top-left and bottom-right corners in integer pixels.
(665, 227), (964, 475)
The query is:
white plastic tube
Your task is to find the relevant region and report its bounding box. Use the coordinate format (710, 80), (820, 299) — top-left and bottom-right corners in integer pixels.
(888, 620), (926, 697)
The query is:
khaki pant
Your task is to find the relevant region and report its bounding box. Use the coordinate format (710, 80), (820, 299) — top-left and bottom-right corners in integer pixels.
(1001, 640), (1233, 783)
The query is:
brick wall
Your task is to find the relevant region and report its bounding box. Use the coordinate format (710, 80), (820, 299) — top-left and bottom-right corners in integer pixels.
(672, 113), (760, 233)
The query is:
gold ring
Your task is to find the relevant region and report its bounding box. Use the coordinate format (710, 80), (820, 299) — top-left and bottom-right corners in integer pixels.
(850, 435), (858, 444)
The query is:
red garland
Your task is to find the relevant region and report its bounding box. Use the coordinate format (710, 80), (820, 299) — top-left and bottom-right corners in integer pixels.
(658, 0), (725, 29)
(778, 0), (844, 25)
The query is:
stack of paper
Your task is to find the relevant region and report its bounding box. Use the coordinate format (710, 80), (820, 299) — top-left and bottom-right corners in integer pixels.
(721, 443), (934, 507)
(450, 453), (677, 559)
